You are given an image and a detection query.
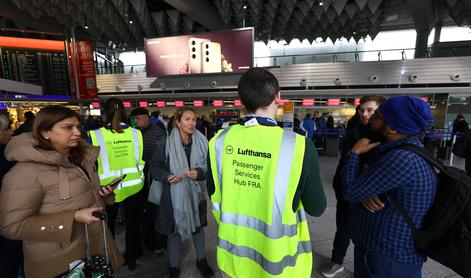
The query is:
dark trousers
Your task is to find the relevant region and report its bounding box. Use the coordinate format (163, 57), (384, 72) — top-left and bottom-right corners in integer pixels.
(142, 166), (167, 251)
(331, 187), (351, 265)
(148, 202), (168, 251)
(106, 190), (144, 261)
(354, 245), (422, 278)
(0, 235), (23, 278)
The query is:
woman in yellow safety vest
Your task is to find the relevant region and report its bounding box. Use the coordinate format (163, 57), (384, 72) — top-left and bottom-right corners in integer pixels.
(88, 97), (145, 271)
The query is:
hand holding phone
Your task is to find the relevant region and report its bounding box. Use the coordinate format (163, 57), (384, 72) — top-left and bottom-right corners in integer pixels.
(98, 174), (126, 197)
(106, 174), (127, 188)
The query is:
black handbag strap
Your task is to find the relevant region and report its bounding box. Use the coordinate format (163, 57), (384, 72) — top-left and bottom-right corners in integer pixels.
(386, 144), (444, 236)
(388, 193), (419, 235)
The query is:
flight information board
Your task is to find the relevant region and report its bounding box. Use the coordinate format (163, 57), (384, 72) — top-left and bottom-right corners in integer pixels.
(0, 36), (70, 96)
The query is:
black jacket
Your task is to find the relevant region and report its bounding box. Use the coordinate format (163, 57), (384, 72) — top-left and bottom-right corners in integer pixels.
(453, 130), (471, 175)
(332, 124), (375, 192)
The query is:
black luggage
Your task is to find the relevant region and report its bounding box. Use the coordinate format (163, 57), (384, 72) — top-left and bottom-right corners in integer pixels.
(64, 211), (113, 278)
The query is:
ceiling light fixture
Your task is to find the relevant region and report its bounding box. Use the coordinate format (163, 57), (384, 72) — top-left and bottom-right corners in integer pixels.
(243, 5), (247, 9)
(319, 1), (324, 6)
(84, 23), (89, 29)
(129, 19), (133, 24)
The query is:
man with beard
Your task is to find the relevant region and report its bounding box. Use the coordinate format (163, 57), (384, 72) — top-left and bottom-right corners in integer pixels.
(321, 95), (385, 278)
(342, 96), (437, 278)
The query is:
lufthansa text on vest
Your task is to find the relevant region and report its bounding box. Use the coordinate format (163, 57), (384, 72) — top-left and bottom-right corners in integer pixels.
(237, 148), (272, 159)
(114, 139), (132, 144)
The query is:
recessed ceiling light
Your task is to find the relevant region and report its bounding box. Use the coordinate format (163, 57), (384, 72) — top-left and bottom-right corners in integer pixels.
(319, 1), (324, 6)
(129, 19), (133, 24)
(84, 23), (89, 29)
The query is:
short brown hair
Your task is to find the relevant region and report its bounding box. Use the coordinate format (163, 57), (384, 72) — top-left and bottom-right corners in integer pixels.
(33, 106), (85, 165)
(359, 95), (386, 105)
(174, 107), (196, 127)
(238, 68), (279, 113)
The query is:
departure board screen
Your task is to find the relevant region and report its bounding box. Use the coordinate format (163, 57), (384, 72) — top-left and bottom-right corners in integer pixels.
(0, 37), (70, 96)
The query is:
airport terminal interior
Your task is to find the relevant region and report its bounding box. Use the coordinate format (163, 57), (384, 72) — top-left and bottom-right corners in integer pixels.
(0, 0), (471, 277)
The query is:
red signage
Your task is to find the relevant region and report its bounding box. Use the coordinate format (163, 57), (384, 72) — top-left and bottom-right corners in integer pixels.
(139, 101), (148, 108)
(278, 99), (290, 106)
(421, 97), (429, 102)
(156, 101), (166, 107)
(123, 102), (131, 108)
(234, 100), (242, 107)
(193, 100), (204, 107)
(174, 101), (184, 107)
(91, 102), (100, 109)
(302, 99), (315, 106)
(70, 40), (98, 99)
(213, 100), (223, 107)
(354, 98), (360, 106)
(328, 99), (341, 106)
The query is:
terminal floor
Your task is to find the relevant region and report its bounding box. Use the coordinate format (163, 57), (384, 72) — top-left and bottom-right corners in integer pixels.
(115, 156), (465, 278)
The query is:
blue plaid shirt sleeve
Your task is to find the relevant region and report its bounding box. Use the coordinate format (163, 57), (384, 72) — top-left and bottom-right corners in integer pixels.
(342, 150), (415, 202)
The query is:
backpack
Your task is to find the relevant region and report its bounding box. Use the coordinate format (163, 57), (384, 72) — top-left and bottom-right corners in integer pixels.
(389, 145), (471, 277)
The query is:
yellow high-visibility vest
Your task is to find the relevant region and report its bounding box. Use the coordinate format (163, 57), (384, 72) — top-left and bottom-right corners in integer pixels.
(209, 124), (312, 278)
(89, 127), (145, 202)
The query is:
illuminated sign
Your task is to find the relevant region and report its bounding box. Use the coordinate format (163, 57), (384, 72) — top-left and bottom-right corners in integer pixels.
(278, 99), (290, 106)
(234, 100), (242, 107)
(91, 102), (100, 109)
(354, 98), (360, 106)
(174, 101), (184, 107)
(123, 102), (131, 108)
(302, 99), (314, 106)
(421, 97), (429, 102)
(139, 101), (148, 108)
(156, 101), (166, 107)
(328, 99), (341, 106)
(213, 100), (223, 107)
(193, 100), (204, 107)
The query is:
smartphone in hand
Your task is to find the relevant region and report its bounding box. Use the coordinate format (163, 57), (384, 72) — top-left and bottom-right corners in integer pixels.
(101, 174), (127, 193)
(109, 174), (127, 187)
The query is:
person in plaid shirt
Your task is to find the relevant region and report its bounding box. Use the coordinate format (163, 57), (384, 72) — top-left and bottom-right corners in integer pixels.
(342, 96), (437, 278)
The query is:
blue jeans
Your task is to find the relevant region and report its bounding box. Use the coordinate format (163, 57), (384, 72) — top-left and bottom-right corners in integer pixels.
(354, 245), (422, 278)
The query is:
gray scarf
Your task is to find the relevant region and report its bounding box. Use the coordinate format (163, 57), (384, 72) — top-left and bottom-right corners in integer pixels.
(166, 128), (208, 239)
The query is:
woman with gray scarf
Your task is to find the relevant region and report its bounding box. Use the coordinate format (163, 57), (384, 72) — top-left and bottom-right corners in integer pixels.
(149, 107), (213, 278)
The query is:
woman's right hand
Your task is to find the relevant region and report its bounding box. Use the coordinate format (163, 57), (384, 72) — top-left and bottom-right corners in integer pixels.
(167, 174), (182, 184)
(74, 207), (103, 224)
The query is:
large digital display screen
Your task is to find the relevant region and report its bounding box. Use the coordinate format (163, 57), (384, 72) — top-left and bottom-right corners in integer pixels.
(0, 36), (70, 96)
(145, 28), (253, 76)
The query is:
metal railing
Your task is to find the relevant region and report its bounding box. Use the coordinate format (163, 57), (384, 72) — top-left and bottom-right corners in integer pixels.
(95, 45), (471, 75)
(300, 129), (464, 166)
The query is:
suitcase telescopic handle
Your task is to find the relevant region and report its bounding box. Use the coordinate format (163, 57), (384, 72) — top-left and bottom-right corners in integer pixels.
(88, 210), (110, 267)
(92, 211), (106, 221)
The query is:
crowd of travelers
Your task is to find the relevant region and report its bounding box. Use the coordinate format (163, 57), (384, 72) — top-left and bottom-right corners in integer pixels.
(0, 68), (470, 278)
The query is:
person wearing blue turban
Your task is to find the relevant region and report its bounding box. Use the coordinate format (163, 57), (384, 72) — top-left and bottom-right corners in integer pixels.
(340, 96), (438, 278)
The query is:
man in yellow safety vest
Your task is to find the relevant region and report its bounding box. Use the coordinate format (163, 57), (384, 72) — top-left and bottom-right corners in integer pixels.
(207, 68), (326, 277)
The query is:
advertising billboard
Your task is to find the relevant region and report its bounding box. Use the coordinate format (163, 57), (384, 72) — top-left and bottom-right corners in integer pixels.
(145, 28), (253, 76)
(69, 40), (98, 99)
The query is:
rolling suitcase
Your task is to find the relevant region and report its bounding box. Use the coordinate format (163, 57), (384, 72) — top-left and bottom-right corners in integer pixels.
(84, 211), (113, 278)
(64, 211), (113, 278)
